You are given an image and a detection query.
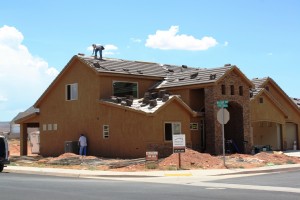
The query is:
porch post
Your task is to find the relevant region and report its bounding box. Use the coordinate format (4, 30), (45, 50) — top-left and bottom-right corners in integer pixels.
(20, 123), (28, 156)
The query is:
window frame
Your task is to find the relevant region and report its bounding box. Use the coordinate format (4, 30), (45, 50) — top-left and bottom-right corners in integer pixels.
(66, 83), (78, 101)
(164, 122), (181, 142)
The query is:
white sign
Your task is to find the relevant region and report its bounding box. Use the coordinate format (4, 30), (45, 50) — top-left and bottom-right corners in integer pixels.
(217, 108), (230, 124)
(173, 134), (186, 153)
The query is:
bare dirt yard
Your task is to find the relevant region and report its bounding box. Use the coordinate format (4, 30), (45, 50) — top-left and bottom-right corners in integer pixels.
(8, 139), (300, 171)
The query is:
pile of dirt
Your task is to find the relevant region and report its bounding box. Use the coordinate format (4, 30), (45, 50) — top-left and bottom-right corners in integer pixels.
(254, 152), (300, 165)
(8, 139), (300, 171)
(159, 148), (224, 169)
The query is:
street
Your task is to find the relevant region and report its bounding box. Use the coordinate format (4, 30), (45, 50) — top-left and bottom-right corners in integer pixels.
(0, 170), (299, 200)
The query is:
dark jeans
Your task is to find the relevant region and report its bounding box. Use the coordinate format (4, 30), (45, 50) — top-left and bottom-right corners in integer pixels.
(79, 146), (87, 156)
(95, 49), (102, 59)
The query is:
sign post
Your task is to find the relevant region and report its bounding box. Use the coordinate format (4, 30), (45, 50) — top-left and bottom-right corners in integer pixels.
(217, 100), (229, 167)
(173, 134), (186, 169)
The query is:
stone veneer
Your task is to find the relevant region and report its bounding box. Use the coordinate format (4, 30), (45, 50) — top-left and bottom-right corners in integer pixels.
(205, 70), (252, 155)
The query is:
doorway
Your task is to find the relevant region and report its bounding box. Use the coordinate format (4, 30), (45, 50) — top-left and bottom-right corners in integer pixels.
(224, 102), (244, 153)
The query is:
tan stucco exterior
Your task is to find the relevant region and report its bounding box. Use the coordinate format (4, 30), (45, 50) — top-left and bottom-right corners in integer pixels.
(250, 79), (300, 151)
(16, 56), (300, 158)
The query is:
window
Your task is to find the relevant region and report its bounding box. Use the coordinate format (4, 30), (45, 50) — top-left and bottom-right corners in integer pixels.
(53, 124), (58, 131)
(47, 124), (52, 131)
(164, 122), (181, 141)
(190, 123), (198, 130)
(66, 83), (78, 100)
(239, 86), (243, 96)
(221, 84), (226, 95)
(230, 85), (235, 95)
(103, 125), (109, 139)
(43, 124), (47, 131)
(113, 81), (138, 98)
(259, 97), (264, 104)
(265, 86), (269, 91)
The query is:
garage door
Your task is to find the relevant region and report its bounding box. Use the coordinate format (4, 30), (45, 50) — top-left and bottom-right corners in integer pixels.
(286, 123), (297, 150)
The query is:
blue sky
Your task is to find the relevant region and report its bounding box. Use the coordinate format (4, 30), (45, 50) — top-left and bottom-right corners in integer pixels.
(0, 0), (300, 121)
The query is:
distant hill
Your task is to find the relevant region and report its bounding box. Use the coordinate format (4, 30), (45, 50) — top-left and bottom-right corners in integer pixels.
(0, 121), (10, 133)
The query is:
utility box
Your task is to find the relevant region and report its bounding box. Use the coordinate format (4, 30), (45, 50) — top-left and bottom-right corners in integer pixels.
(64, 141), (79, 154)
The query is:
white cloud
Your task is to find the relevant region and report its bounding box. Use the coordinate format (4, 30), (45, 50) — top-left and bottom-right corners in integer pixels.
(145, 26), (218, 51)
(224, 41), (229, 46)
(0, 25), (59, 120)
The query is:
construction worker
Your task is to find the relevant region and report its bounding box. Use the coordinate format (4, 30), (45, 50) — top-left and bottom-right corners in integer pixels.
(92, 44), (105, 60)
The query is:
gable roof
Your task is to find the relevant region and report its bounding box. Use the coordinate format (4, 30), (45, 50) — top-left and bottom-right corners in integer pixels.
(251, 88), (288, 118)
(99, 95), (198, 117)
(13, 106), (40, 124)
(251, 77), (300, 115)
(155, 65), (254, 89)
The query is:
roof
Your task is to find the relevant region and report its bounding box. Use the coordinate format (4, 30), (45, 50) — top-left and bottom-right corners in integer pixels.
(251, 77), (268, 88)
(78, 56), (177, 78)
(251, 77), (300, 114)
(34, 55), (252, 108)
(291, 97), (300, 109)
(99, 95), (198, 117)
(13, 106), (39, 124)
(155, 64), (254, 89)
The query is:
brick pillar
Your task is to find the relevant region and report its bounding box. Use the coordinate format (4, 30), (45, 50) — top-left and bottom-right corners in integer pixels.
(204, 87), (221, 155)
(20, 123), (28, 156)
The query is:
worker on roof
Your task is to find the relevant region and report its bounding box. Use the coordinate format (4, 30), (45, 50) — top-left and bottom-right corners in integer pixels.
(92, 44), (105, 60)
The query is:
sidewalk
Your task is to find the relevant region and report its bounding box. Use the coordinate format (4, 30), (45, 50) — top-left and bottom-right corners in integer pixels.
(5, 163), (300, 182)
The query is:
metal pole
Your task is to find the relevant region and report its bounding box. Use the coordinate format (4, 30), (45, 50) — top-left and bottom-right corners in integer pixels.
(222, 107), (226, 167)
(178, 153), (181, 169)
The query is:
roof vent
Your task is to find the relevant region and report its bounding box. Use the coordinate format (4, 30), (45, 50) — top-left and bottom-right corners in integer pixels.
(78, 53), (85, 56)
(123, 68), (130, 72)
(168, 69), (174, 73)
(224, 64), (231, 67)
(93, 63), (101, 68)
(182, 65), (188, 68)
(137, 70), (143, 74)
(190, 72), (198, 79)
(209, 74), (217, 80)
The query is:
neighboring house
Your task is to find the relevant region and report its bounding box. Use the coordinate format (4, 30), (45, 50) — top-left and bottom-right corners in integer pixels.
(15, 55), (300, 158)
(251, 77), (300, 150)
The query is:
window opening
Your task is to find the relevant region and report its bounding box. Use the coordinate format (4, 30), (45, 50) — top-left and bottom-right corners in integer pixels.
(66, 83), (78, 100)
(113, 81), (138, 98)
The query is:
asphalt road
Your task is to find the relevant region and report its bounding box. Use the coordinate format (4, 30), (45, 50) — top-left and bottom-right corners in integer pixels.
(0, 171), (299, 200)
